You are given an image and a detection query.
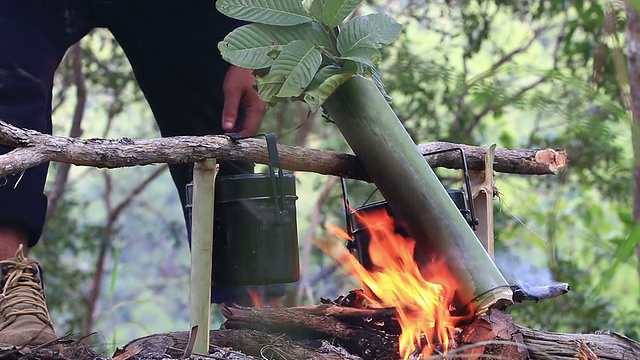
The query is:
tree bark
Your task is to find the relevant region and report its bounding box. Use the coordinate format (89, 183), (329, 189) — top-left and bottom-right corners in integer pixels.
(45, 43), (87, 224)
(0, 120), (567, 180)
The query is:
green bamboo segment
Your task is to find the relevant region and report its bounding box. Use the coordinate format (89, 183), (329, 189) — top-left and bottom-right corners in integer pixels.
(323, 76), (512, 312)
(189, 159), (218, 354)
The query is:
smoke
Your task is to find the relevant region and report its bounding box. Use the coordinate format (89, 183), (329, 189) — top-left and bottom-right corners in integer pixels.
(494, 248), (556, 285)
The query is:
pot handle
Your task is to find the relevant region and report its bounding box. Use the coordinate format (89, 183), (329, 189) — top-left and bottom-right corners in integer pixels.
(340, 147), (479, 232)
(421, 147), (478, 229)
(228, 132), (289, 224)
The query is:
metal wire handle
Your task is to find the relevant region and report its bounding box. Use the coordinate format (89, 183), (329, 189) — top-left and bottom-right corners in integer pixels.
(340, 147), (479, 236)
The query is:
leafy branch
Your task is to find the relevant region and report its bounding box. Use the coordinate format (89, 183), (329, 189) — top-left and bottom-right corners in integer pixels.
(216, 0), (402, 111)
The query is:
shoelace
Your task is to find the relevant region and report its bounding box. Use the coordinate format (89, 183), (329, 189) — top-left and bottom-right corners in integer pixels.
(0, 249), (52, 329)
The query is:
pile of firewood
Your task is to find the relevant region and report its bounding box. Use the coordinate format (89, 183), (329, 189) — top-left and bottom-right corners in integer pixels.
(1, 302), (628, 360)
(113, 303), (639, 360)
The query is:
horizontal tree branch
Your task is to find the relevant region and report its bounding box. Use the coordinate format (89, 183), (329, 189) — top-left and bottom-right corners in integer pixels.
(0, 120), (567, 180)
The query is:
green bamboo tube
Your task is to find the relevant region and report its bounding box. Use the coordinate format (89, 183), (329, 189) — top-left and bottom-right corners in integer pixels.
(323, 76), (512, 313)
(190, 159), (217, 354)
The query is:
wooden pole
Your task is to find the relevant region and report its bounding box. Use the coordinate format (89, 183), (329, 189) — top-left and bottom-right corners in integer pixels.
(471, 145), (496, 258)
(189, 159), (217, 354)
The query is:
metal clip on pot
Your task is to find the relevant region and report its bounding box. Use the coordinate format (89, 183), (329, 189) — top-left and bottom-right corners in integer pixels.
(228, 132), (290, 225)
(419, 147), (479, 229)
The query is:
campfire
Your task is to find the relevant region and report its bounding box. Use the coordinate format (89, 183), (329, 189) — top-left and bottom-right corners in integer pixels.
(327, 206), (471, 358)
(108, 183), (626, 360)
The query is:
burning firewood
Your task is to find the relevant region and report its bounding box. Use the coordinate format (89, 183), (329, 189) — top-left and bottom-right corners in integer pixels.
(222, 305), (401, 359)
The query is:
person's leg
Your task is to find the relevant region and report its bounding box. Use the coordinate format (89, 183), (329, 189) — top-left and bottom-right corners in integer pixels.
(99, 0), (233, 208)
(0, 0), (92, 347)
(0, 228), (28, 260)
(103, 0), (285, 306)
(0, 1), (92, 254)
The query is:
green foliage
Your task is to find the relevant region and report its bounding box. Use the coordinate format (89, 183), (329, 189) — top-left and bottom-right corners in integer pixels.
(336, 13), (402, 54)
(323, 0), (362, 27)
(218, 23), (328, 69)
(270, 40), (323, 97)
(216, 0), (313, 25)
(217, 0), (402, 109)
(596, 219), (640, 294)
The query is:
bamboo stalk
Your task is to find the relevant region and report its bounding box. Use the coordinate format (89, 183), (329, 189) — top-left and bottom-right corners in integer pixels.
(189, 159), (218, 354)
(323, 76), (512, 313)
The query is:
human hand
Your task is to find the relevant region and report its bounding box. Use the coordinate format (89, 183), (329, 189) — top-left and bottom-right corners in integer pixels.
(222, 65), (267, 136)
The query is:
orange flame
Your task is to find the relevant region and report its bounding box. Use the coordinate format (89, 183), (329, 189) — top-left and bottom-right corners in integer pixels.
(327, 207), (461, 359)
(246, 287), (263, 308)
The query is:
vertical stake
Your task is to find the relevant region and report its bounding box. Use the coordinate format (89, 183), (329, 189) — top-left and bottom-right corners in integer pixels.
(471, 145), (496, 258)
(189, 159), (217, 355)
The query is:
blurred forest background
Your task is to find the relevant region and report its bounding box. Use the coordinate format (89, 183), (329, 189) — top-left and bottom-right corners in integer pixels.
(33, 0), (639, 354)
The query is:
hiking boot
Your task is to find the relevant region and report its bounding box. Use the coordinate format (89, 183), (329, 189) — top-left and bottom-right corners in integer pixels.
(0, 245), (57, 348)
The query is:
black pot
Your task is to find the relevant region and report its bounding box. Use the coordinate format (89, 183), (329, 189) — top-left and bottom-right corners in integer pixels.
(186, 133), (300, 286)
(347, 189), (469, 271)
(213, 172), (299, 285)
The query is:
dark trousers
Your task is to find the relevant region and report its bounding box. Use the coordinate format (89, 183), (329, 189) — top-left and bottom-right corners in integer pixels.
(0, 0), (283, 303)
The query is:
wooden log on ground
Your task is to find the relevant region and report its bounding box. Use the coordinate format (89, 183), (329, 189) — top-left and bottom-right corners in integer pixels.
(222, 305), (400, 359)
(460, 310), (640, 359)
(222, 305), (640, 360)
(0, 119), (567, 179)
(0, 329), (360, 360)
(118, 329), (359, 360)
(519, 327), (640, 359)
(9, 305), (636, 360)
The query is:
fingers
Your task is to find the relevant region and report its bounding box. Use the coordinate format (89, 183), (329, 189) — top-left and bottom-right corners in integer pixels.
(238, 97), (267, 136)
(222, 66), (267, 136)
(222, 86), (242, 133)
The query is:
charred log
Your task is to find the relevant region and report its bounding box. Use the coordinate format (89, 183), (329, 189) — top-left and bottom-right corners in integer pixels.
(119, 329), (358, 360)
(222, 305), (400, 359)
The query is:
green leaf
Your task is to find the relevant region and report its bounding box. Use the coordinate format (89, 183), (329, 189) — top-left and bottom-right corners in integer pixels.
(309, 22), (334, 49)
(341, 59), (360, 74)
(219, 23), (329, 69)
(308, 0), (325, 22)
(270, 40), (323, 98)
(304, 72), (352, 112)
(308, 65), (341, 89)
(339, 46), (381, 67)
(256, 73), (286, 100)
(595, 223), (640, 294)
(337, 13), (402, 54)
(630, 0), (640, 16)
(216, 0), (313, 25)
(371, 66), (392, 102)
(322, 0), (363, 27)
